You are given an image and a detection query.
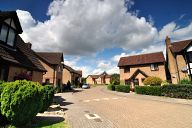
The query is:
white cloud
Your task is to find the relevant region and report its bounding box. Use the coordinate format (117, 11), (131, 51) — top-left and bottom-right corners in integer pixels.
(15, 0), (192, 76)
(17, 0), (157, 55)
(158, 22), (176, 40)
(97, 61), (111, 69)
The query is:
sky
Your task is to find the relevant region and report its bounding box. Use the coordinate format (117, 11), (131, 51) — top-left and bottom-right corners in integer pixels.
(1, 0), (192, 77)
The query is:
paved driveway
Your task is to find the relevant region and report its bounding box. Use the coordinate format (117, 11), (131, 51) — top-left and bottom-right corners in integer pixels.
(57, 86), (192, 128)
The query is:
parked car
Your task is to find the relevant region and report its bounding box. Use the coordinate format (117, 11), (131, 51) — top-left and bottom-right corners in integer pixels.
(82, 84), (90, 89)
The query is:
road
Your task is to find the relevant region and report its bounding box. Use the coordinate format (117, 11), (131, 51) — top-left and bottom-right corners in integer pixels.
(56, 86), (192, 128)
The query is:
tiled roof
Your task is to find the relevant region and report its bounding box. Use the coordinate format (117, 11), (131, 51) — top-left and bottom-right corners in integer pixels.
(0, 35), (46, 72)
(118, 52), (165, 67)
(88, 75), (100, 79)
(64, 64), (82, 76)
(170, 39), (192, 53)
(88, 72), (111, 79)
(0, 11), (23, 33)
(36, 52), (63, 65)
(129, 69), (148, 80)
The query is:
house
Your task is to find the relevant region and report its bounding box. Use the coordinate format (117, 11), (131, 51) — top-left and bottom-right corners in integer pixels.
(62, 64), (82, 85)
(0, 11), (46, 83)
(86, 72), (111, 85)
(118, 52), (166, 88)
(36, 52), (64, 86)
(165, 36), (192, 84)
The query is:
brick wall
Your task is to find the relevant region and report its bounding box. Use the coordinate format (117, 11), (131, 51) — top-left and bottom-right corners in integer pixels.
(120, 63), (166, 86)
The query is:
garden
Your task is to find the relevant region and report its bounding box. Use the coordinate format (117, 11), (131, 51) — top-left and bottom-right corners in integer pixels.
(0, 80), (68, 127)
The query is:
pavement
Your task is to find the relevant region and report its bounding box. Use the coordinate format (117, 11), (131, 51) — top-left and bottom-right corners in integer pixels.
(56, 86), (192, 128)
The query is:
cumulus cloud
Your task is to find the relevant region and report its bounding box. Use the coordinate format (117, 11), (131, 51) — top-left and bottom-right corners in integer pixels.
(16, 0), (192, 76)
(17, 0), (157, 55)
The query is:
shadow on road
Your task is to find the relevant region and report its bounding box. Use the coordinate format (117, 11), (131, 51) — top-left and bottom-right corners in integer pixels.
(53, 95), (73, 107)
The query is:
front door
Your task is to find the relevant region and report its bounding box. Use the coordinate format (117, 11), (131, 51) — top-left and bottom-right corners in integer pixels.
(0, 63), (9, 81)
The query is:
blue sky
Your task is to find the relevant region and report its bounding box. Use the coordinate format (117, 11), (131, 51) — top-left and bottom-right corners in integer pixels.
(1, 0), (192, 77)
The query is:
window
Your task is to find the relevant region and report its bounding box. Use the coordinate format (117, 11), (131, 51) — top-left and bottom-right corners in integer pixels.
(187, 52), (192, 62)
(124, 67), (130, 73)
(45, 79), (50, 84)
(0, 25), (8, 42)
(0, 21), (16, 47)
(7, 28), (15, 46)
(151, 64), (158, 71)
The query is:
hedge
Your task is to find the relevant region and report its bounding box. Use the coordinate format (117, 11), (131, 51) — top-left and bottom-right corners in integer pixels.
(135, 86), (161, 96)
(107, 84), (116, 91)
(135, 84), (192, 99)
(115, 85), (130, 93)
(1, 80), (43, 126)
(0, 81), (9, 126)
(40, 85), (54, 113)
(0, 80), (55, 126)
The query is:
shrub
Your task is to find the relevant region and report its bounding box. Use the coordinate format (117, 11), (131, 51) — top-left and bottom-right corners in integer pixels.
(161, 84), (192, 99)
(143, 76), (162, 86)
(135, 84), (192, 99)
(1, 80), (43, 126)
(0, 82), (9, 126)
(115, 85), (130, 93)
(179, 78), (192, 85)
(107, 84), (116, 91)
(161, 81), (170, 86)
(135, 86), (161, 96)
(40, 85), (54, 112)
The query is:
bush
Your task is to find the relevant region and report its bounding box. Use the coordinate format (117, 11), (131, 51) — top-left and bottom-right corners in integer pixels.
(0, 82), (9, 126)
(161, 84), (192, 99)
(40, 85), (54, 112)
(161, 81), (170, 86)
(1, 80), (43, 126)
(135, 84), (192, 99)
(107, 84), (116, 91)
(143, 76), (162, 86)
(179, 78), (192, 85)
(115, 85), (130, 93)
(135, 86), (161, 96)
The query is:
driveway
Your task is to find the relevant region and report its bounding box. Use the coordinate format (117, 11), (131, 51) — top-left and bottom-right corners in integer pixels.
(57, 86), (192, 128)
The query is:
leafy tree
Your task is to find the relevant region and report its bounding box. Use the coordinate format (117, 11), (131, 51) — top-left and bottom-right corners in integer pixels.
(81, 77), (86, 84)
(110, 74), (120, 85)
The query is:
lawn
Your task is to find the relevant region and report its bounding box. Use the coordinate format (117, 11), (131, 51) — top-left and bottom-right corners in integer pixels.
(31, 115), (69, 128)
(34, 121), (69, 128)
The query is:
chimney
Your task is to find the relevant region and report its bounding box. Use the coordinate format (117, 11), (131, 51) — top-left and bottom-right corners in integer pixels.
(26, 42), (32, 49)
(165, 36), (171, 47)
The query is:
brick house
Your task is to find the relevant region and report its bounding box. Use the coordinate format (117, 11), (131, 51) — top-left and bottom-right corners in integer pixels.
(36, 52), (64, 87)
(0, 11), (46, 83)
(165, 36), (192, 84)
(118, 52), (166, 88)
(86, 72), (111, 85)
(62, 64), (82, 85)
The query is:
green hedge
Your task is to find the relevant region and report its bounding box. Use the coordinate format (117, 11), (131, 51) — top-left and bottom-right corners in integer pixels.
(107, 84), (116, 91)
(115, 85), (130, 93)
(1, 80), (43, 126)
(135, 84), (192, 99)
(135, 86), (161, 96)
(0, 81), (9, 126)
(40, 85), (54, 113)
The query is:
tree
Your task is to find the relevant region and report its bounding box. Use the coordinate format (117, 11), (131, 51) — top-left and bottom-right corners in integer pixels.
(81, 77), (86, 84)
(110, 74), (120, 85)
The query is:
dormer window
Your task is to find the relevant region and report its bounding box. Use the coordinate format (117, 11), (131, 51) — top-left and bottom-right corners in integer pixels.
(0, 19), (16, 47)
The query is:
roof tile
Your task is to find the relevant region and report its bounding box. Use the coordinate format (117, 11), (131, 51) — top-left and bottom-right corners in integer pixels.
(118, 52), (165, 67)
